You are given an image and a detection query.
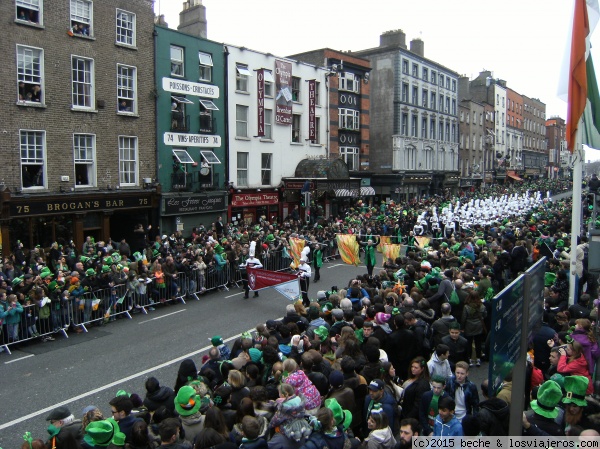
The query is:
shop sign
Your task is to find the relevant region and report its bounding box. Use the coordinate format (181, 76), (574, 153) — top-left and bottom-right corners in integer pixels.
(162, 77), (219, 98)
(315, 180), (359, 192)
(10, 195), (152, 217)
(163, 193), (226, 215)
(231, 192), (279, 207)
(285, 181), (314, 190)
(164, 133), (221, 147)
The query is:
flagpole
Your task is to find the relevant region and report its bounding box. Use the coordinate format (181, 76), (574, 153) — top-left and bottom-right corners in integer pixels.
(569, 121), (584, 306)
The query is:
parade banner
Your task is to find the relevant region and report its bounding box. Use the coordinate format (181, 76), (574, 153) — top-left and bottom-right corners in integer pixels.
(415, 236), (430, 248)
(275, 60), (293, 125)
(247, 267), (299, 293)
(288, 237), (306, 269)
(336, 234), (360, 266)
(377, 236), (391, 253)
(381, 243), (401, 264)
(273, 280), (301, 302)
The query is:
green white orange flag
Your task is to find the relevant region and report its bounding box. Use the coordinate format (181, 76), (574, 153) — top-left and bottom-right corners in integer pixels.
(336, 234), (360, 266)
(566, 0), (600, 151)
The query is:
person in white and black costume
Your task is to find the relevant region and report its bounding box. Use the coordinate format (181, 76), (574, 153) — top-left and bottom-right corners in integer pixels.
(239, 241), (263, 299)
(297, 255), (312, 306)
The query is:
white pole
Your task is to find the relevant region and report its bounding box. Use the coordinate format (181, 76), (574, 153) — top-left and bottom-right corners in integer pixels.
(569, 123), (584, 306)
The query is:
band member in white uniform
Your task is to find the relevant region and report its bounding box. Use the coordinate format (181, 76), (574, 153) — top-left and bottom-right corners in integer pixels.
(239, 241), (263, 299)
(297, 256), (312, 306)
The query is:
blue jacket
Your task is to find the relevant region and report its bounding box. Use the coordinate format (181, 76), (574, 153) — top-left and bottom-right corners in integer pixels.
(363, 391), (398, 435)
(433, 415), (463, 436)
(445, 377), (479, 417)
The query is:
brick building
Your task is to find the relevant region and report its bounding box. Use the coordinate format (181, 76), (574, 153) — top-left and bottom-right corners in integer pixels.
(0, 0), (158, 254)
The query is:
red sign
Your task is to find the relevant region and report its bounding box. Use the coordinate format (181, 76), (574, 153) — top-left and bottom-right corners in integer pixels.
(275, 60), (293, 125)
(308, 79), (316, 140)
(257, 69), (265, 137)
(231, 192), (279, 207)
(285, 181), (314, 190)
(247, 267), (298, 290)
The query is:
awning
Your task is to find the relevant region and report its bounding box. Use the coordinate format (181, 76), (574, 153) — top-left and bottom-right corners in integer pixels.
(360, 186), (376, 196)
(334, 188), (360, 197)
(507, 171), (523, 181)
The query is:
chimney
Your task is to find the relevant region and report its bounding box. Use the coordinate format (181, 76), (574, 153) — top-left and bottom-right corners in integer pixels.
(379, 29), (407, 49)
(154, 14), (168, 27)
(458, 76), (470, 99)
(409, 38), (424, 57)
(178, 0), (207, 39)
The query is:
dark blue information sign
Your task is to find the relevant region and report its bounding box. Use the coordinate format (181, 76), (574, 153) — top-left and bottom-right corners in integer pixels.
(488, 276), (525, 395)
(525, 257), (546, 340)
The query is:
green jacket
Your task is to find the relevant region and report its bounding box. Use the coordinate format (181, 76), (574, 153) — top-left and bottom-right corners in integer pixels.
(364, 244), (377, 266)
(314, 248), (323, 268)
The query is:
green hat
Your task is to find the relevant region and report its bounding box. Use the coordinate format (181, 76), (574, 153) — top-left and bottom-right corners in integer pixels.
(266, 234), (275, 242)
(40, 267), (53, 279)
(451, 243), (461, 252)
(325, 398), (352, 430)
(48, 280), (59, 292)
(314, 325), (329, 341)
(152, 249), (160, 258)
(530, 380), (562, 419)
(132, 252), (143, 262)
(80, 256), (90, 263)
(101, 265), (111, 273)
(544, 272), (556, 287)
(86, 268), (96, 277)
(116, 264), (123, 271)
(550, 373), (565, 390)
(249, 348), (263, 363)
(83, 419), (119, 447)
(12, 276), (24, 286)
(476, 239), (486, 247)
(210, 335), (224, 347)
(562, 375), (588, 407)
(174, 386), (202, 416)
(112, 253), (122, 263)
(441, 242), (448, 248)
(103, 256), (114, 265)
(111, 432), (126, 447)
(556, 239), (565, 248)
(214, 244), (224, 254)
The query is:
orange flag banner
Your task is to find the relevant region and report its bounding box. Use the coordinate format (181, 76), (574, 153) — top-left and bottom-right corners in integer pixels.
(415, 236), (430, 248)
(336, 234), (360, 266)
(377, 236), (391, 253)
(288, 237), (305, 269)
(381, 244), (401, 265)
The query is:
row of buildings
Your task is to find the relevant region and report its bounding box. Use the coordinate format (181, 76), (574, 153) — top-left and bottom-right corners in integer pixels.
(0, 0), (566, 253)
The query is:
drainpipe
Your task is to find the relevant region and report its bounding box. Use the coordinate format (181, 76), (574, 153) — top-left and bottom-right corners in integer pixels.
(223, 45), (230, 189)
(153, 27), (160, 230)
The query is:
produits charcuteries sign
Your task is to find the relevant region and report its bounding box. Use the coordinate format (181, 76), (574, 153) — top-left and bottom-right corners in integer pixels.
(274, 60), (293, 125)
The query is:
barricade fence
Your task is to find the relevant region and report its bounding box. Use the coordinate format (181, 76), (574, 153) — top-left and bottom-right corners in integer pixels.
(0, 242), (341, 354)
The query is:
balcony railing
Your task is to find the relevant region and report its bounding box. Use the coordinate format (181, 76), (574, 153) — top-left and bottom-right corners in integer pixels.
(169, 171), (221, 192)
(199, 116), (217, 134)
(171, 172), (193, 191)
(171, 112), (190, 133)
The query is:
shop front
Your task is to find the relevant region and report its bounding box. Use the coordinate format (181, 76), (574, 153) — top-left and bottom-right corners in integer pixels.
(228, 190), (280, 226)
(161, 191), (228, 236)
(0, 188), (160, 256)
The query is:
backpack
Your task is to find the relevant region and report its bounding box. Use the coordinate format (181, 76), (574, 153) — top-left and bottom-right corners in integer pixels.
(448, 286), (460, 305)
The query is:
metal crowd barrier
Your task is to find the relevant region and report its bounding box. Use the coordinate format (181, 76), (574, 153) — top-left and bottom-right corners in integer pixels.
(0, 244), (340, 354)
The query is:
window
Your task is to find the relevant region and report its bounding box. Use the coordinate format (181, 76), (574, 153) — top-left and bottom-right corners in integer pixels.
(118, 136), (137, 186)
(70, 0), (92, 36)
(292, 76), (301, 102)
(261, 153), (272, 185)
(412, 86), (418, 105)
(264, 70), (274, 97)
(292, 114), (301, 142)
(264, 109), (273, 140)
(198, 51), (213, 82)
(170, 45), (184, 76)
(339, 109), (359, 131)
(439, 95), (443, 112)
(446, 77), (450, 89)
(236, 63), (251, 92)
(422, 89), (428, 108)
(445, 97), (450, 113)
(439, 122), (444, 140)
(16, 0), (41, 24)
(339, 72), (359, 93)
(311, 117), (321, 144)
(402, 59), (408, 74)
(314, 81), (321, 105)
(73, 134), (95, 187)
(430, 92), (436, 110)
(439, 74), (444, 87)
(237, 152), (248, 187)
(412, 63), (418, 77)
(411, 115), (418, 137)
(20, 130), (45, 189)
(445, 123), (450, 142)
(401, 113), (408, 136)
(452, 80), (456, 92)
(430, 118), (436, 139)
(17, 45), (44, 104)
(235, 104), (248, 138)
(423, 67), (428, 81)
(71, 56), (94, 109)
(451, 99), (456, 115)
(116, 9), (135, 46)
(199, 100), (218, 133)
(339, 147), (359, 171)
(421, 117), (427, 139)
(402, 83), (408, 102)
(431, 70), (436, 83)
(117, 64), (136, 113)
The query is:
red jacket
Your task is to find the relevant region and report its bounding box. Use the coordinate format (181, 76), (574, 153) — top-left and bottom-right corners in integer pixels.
(557, 355), (594, 394)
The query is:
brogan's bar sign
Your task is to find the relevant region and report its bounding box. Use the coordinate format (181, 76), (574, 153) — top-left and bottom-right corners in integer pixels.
(231, 192), (279, 207)
(10, 196), (152, 216)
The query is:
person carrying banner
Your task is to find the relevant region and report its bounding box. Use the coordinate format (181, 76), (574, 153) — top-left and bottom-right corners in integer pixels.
(360, 238), (379, 277)
(239, 242), (263, 299)
(298, 256), (312, 306)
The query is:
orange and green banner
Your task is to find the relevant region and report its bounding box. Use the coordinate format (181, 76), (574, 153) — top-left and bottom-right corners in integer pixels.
(415, 236), (430, 248)
(288, 237), (305, 269)
(377, 236), (391, 253)
(336, 234), (360, 266)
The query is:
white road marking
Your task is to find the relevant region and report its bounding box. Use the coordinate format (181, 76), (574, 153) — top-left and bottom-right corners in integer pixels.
(137, 309), (186, 324)
(0, 318), (283, 430)
(225, 292), (244, 298)
(4, 354), (34, 364)
(326, 264), (345, 268)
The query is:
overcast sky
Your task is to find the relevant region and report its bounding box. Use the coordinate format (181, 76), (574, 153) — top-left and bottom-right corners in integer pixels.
(154, 0), (600, 160)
